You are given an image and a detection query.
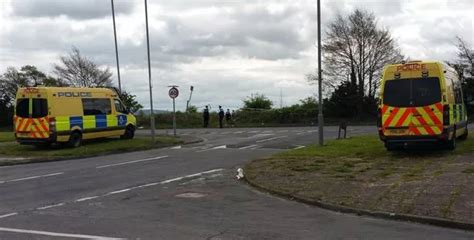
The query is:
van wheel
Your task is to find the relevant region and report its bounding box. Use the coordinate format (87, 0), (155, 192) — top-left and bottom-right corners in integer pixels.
(446, 129), (456, 150)
(459, 128), (468, 140)
(68, 132), (82, 148)
(121, 126), (135, 140)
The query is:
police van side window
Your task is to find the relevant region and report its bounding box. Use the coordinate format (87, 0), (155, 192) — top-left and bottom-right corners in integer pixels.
(114, 99), (127, 113)
(82, 99), (112, 115)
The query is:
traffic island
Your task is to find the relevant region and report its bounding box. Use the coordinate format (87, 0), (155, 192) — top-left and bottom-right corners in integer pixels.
(0, 135), (191, 166)
(244, 135), (474, 229)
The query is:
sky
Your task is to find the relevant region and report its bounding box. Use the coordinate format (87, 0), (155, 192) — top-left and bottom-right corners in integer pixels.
(0, 0), (473, 111)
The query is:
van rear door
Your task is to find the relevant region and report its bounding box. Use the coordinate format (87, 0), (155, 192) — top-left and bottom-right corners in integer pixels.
(382, 77), (442, 136)
(15, 97), (49, 139)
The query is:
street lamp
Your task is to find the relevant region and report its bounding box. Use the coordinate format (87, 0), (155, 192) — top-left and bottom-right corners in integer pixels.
(317, 0), (324, 146)
(144, 0), (155, 143)
(110, 0), (121, 93)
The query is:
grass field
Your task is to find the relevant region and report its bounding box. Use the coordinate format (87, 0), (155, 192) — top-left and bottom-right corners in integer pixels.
(245, 134), (474, 223)
(0, 136), (181, 162)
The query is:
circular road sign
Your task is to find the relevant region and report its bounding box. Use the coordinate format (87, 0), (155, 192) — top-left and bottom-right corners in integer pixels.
(169, 87), (179, 99)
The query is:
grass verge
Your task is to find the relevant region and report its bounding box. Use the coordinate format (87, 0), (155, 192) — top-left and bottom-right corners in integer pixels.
(245, 134), (474, 225)
(0, 136), (182, 165)
(0, 132), (15, 142)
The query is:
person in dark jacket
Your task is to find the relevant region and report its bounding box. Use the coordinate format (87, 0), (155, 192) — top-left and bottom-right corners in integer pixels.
(218, 106), (225, 128)
(203, 105), (210, 128)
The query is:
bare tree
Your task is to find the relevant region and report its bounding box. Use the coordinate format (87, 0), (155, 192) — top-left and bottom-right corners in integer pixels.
(53, 47), (113, 87)
(448, 36), (473, 83)
(321, 9), (403, 101)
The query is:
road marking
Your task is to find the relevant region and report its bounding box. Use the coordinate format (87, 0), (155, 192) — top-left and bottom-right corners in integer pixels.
(293, 145), (306, 150)
(75, 196), (99, 202)
(0, 212), (18, 219)
(107, 188), (131, 195)
(1, 172), (64, 184)
(0, 227), (124, 240)
(36, 203), (64, 210)
(277, 130), (289, 133)
(212, 145), (227, 149)
(170, 145), (182, 149)
(256, 136), (287, 143)
(159, 169), (224, 184)
(239, 144), (258, 150)
(96, 156), (168, 169)
(248, 130), (260, 133)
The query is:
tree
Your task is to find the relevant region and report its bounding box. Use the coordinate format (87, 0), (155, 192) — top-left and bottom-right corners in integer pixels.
(187, 105), (198, 113)
(119, 91), (143, 113)
(321, 9), (403, 114)
(0, 66), (64, 126)
(447, 36), (474, 114)
(243, 93), (273, 110)
(53, 47), (113, 87)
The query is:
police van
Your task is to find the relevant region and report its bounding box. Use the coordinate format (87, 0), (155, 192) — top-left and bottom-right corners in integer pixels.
(378, 61), (468, 150)
(14, 87), (137, 147)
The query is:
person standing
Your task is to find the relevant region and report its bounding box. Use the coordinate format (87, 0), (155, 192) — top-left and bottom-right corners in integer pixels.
(203, 105), (210, 128)
(225, 109), (232, 127)
(218, 106), (225, 128)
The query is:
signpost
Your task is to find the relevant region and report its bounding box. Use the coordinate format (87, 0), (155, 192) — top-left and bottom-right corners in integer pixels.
(168, 86), (179, 137)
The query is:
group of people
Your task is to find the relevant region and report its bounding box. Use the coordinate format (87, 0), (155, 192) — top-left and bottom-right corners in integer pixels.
(202, 105), (234, 128)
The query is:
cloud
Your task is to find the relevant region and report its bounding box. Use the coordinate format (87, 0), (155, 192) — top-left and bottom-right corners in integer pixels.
(10, 0), (135, 19)
(1, 0), (473, 110)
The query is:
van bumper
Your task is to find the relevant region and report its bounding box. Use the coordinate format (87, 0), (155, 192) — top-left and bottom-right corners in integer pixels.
(15, 133), (57, 145)
(380, 126), (453, 147)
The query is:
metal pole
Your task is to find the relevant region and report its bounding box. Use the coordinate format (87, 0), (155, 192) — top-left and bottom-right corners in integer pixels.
(144, 0), (155, 142)
(173, 98), (176, 137)
(317, 0), (324, 146)
(111, 0), (121, 92)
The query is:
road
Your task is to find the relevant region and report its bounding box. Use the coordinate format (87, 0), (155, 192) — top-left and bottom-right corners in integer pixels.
(0, 126), (473, 239)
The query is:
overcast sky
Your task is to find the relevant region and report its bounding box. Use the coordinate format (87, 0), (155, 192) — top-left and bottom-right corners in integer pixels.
(0, 0), (472, 111)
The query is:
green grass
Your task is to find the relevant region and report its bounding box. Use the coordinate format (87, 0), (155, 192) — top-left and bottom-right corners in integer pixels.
(0, 136), (182, 160)
(0, 132), (15, 142)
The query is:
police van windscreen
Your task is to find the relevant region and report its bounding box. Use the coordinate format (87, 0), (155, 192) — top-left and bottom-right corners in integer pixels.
(383, 77), (441, 107)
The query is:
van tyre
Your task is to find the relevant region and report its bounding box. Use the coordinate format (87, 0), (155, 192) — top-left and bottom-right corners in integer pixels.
(121, 126), (135, 140)
(68, 132), (82, 148)
(446, 129), (456, 150)
(459, 128), (468, 140)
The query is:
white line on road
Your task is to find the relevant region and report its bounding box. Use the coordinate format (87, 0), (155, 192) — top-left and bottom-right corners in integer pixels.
(239, 144), (258, 150)
(0, 227), (124, 240)
(75, 196), (99, 202)
(256, 136), (287, 143)
(36, 203), (65, 210)
(293, 145), (306, 150)
(159, 169), (224, 184)
(96, 156), (168, 169)
(212, 145), (227, 149)
(106, 188), (131, 195)
(196, 145), (226, 152)
(170, 145), (182, 149)
(0, 212), (18, 219)
(1, 172), (64, 184)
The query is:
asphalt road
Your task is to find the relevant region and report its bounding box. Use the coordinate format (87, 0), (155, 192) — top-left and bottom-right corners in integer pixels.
(0, 126), (473, 239)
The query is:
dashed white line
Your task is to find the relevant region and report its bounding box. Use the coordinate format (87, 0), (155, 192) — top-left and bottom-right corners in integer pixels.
(212, 145), (227, 149)
(159, 169), (224, 184)
(256, 136), (287, 143)
(0, 212), (18, 219)
(107, 188), (131, 195)
(1, 172), (64, 184)
(96, 156), (168, 169)
(170, 145), (182, 149)
(75, 196), (99, 202)
(0, 227), (124, 240)
(293, 145), (306, 150)
(239, 144), (258, 150)
(36, 203), (64, 210)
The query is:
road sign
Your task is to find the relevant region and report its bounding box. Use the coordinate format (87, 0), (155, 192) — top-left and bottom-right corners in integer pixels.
(169, 87), (179, 99)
